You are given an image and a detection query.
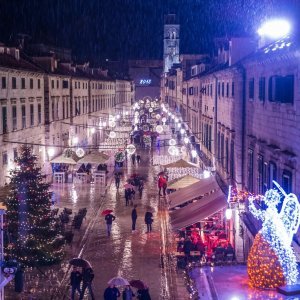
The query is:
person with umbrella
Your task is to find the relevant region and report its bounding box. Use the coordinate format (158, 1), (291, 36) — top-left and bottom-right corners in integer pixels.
(70, 266), (82, 300)
(115, 172), (121, 189)
(122, 285), (135, 300)
(104, 284), (121, 300)
(104, 212), (116, 237)
(79, 267), (95, 300)
(137, 285), (151, 300)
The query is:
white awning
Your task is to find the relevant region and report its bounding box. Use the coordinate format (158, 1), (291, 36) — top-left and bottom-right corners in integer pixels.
(167, 175), (200, 190)
(168, 176), (219, 209)
(170, 189), (226, 230)
(50, 154), (78, 165)
(78, 152), (109, 164)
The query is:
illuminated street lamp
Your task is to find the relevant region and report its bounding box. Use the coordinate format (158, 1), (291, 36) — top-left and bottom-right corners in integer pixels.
(72, 136), (79, 145)
(184, 137), (189, 144)
(48, 148), (55, 158)
(180, 128), (185, 135)
(258, 19), (291, 39)
(90, 127), (95, 134)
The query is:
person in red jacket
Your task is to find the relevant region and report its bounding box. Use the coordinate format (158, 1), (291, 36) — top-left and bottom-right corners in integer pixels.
(158, 175), (167, 196)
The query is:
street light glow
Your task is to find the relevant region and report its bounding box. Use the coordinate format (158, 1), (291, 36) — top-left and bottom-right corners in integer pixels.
(258, 19), (291, 39)
(191, 150), (197, 158)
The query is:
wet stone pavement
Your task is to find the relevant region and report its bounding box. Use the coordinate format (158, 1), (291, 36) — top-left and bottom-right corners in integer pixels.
(6, 147), (184, 299)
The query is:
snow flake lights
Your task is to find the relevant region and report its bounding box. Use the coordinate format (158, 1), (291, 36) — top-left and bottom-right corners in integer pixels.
(248, 181), (300, 288)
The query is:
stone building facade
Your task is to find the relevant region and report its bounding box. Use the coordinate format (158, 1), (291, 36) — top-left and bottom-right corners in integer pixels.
(0, 45), (134, 186)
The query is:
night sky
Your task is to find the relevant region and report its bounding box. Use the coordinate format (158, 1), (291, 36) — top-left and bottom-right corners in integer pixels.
(0, 0), (299, 63)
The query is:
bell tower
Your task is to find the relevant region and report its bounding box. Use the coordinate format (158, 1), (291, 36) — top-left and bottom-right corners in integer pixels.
(163, 14), (180, 73)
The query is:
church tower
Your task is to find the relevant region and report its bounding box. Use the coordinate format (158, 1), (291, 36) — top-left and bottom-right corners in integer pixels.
(163, 14), (180, 73)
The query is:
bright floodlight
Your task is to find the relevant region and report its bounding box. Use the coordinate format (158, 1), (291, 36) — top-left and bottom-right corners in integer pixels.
(258, 19), (291, 39)
(191, 150), (197, 158)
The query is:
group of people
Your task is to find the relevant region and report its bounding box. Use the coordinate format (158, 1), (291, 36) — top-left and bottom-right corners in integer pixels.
(70, 266), (95, 300)
(104, 284), (151, 300)
(104, 207), (153, 236)
(131, 153), (141, 165)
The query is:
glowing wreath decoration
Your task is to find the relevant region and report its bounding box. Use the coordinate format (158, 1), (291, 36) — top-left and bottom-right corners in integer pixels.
(75, 148), (85, 158)
(248, 181), (300, 288)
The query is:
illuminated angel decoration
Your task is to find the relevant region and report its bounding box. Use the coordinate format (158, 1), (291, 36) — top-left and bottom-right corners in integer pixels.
(248, 181), (300, 288)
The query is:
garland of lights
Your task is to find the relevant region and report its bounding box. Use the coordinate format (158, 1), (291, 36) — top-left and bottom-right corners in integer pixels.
(248, 182), (300, 288)
(5, 145), (64, 267)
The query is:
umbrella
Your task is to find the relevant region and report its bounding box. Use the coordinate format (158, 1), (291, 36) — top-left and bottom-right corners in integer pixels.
(158, 171), (165, 176)
(101, 209), (113, 216)
(129, 280), (146, 290)
(69, 258), (91, 268)
(108, 276), (129, 286)
(124, 183), (134, 189)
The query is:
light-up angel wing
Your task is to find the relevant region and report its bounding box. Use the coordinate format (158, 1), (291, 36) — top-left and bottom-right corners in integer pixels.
(279, 193), (300, 245)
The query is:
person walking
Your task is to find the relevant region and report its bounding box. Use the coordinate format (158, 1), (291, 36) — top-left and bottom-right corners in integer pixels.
(158, 175), (166, 196)
(138, 180), (144, 199)
(70, 267), (82, 300)
(104, 284), (121, 300)
(136, 154), (141, 164)
(122, 285), (135, 300)
(131, 205), (138, 232)
(125, 189), (131, 206)
(131, 153), (136, 165)
(79, 267), (95, 300)
(145, 211), (153, 233)
(105, 213), (116, 237)
(137, 286), (151, 300)
(130, 188), (136, 206)
(115, 173), (121, 189)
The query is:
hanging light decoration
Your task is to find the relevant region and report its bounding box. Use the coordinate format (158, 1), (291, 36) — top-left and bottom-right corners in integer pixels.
(177, 123), (182, 128)
(169, 139), (176, 146)
(90, 127), (95, 134)
(149, 107), (153, 112)
(109, 131), (117, 139)
(76, 148), (85, 158)
(156, 114), (161, 120)
(180, 128), (186, 135)
(184, 137), (190, 144)
(156, 125), (164, 134)
(168, 146), (179, 156)
(126, 144), (136, 155)
(109, 121), (116, 128)
(162, 117), (167, 124)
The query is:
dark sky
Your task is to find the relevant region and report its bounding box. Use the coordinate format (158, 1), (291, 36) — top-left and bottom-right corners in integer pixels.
(0, 0), (299, 63)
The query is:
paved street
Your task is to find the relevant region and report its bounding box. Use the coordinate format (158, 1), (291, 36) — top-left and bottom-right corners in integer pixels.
(6, 147), (187, 299)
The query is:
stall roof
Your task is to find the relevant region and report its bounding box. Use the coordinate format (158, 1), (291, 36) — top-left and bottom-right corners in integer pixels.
(168, 176), (219, 209)
(167, 175), (200, 190)
(78, 152), (109, 164)
(170, 189), (226, 230)
(163, 159), (198, 168)
(50, 154), (79, 165)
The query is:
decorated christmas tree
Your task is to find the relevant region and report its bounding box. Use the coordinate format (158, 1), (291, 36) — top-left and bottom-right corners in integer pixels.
(5, 145), (64, 267)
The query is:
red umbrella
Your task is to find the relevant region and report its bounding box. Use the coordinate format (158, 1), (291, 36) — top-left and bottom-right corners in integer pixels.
(101, 209), (113, 216)
(129, 280), (146, 290)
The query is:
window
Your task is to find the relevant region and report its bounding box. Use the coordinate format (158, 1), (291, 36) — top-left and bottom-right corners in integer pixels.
(231, 82), (234, 97)
(226, 83), (229, 97)
(263, 162), (268, 193)
(247, 149), (254, 192)
(2, 151), (7, 165)
(62, 100), (65, 119)
(62, 80), (68, 89)
(259, 77), (265, 101)
(230, 141), (235, 179)
(21, 78), (26, 89)
(268, 75), (294, 103)
(188, 87), (193, 95)
(182, 88), (186, 95)
(282, 170), (292, 193)
(217, 82), (220, 96)
(51, 80), (55, 89)
(13, 148), (18, 160)
(30, 104), (34, 126)
(12, 77), (16, 89)
(268, 162), (277, 189)
(1, 77), (6, 89)
(38, 79), (41, 89)
(257, 155), (264, 194)
(21, 105), (26, 128)
(220, 134), (224, 167)
(221, 82), (224, 97)
(2, 107), (7, 133)
(225, 138), (229, 172)
(12, 106), (17, 130)
(57, 80), (59, 89)
(38, 104), (41, 124)
(30, 78), (33, 89)
(249, 78), (254, 99)
(78, 82), (80, 89)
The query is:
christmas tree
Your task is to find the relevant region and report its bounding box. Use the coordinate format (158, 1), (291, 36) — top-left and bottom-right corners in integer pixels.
(5, 145), (64, 267)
